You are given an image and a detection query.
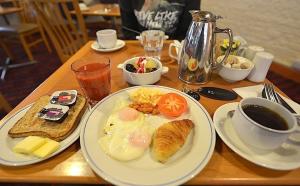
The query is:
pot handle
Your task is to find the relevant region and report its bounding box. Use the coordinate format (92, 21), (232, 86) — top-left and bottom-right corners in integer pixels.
(214, 27), (233, 67)
(168, 43), (179, 60)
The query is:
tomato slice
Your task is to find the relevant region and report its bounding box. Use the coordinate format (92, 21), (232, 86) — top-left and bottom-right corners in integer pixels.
(157, 93), (187, 117)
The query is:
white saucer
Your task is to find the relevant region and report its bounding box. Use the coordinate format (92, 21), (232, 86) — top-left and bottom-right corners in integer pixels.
(213, 102), (300, 170)
(91, 40), (125, 52)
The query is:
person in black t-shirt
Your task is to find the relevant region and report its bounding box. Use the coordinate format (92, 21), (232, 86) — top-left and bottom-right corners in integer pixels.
(120, 0), (201, 40)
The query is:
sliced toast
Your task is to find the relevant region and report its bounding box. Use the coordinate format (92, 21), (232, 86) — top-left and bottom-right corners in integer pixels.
(8, 95), (86, 141)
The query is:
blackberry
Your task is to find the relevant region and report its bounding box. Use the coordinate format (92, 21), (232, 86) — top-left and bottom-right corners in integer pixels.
(125, 64), (136, 72)
(150, 68), (157, 72)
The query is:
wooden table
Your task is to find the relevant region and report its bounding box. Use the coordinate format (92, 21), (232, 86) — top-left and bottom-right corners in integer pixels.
(0, 0), (15, 3)
(79, 3), (120, 17)
(0, 41), (299, 185)
(73, 3), (120, 30)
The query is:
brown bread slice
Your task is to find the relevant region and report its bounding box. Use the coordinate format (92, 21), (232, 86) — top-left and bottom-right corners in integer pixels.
(151, 119), (194, 163)
(8, 95), (86, 141)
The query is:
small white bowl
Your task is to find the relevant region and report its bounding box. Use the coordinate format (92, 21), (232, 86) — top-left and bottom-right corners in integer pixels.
(117, 57), (169, 85)
(217, 56), (254, 82)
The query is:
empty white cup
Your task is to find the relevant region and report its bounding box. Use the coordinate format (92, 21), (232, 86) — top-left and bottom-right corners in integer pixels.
(96, 29), (117, 49)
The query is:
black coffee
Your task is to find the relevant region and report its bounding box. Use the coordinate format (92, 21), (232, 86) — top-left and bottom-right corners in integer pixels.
(242, 105), (289, 131)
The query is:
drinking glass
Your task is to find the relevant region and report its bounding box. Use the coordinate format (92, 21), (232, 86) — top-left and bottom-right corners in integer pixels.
(141, 30), (165, 59)
(71, 55), (111, 107)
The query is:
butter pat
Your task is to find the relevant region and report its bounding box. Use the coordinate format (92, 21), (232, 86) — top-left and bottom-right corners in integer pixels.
(13, 136), (47, 154)
(32, 139), (60, 158)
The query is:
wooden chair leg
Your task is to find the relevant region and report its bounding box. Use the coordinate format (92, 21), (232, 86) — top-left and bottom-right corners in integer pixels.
(0, 39), (14, 60)
(19, 34), (34, 61)
(39, 27), (52, 53)
(0, 93), (12, 113)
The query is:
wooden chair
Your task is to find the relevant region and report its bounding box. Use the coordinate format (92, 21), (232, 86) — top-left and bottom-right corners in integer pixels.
(32, 0), (88, 63)
(0, 0), (52, 61)
(0, 92), (12, 113)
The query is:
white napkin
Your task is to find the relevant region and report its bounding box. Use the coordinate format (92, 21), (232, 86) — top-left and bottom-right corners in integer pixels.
(233, 85), (300, 114)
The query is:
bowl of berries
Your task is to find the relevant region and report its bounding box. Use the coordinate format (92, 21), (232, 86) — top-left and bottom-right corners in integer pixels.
(117, 56), (169, 85)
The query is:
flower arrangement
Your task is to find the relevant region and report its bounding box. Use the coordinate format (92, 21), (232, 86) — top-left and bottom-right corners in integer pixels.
(220, 39), (241, 55)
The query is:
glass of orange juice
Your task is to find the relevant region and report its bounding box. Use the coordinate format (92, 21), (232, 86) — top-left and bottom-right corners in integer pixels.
(71, 55), (111, 107)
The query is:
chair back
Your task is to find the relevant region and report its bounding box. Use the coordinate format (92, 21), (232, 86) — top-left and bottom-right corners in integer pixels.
(9, 0), (37, 23)
(32, 0), (88, 63)
(18, 0), (37, 23)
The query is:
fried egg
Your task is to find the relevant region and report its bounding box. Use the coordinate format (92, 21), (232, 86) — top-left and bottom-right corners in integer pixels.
(99, 107), (154, 161)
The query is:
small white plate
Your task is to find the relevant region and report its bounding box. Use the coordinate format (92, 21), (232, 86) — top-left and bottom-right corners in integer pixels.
(91, 40), (125, 52)
(0, 104), (88, 166)
(213, 102), (300, 170)
(80, 85), (215, 186)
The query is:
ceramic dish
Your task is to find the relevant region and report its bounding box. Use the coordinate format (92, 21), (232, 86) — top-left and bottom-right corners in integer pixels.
(80, 85), (216, 186)
(213, 102), (300, 170)
(217, 55), (254, 82)
(0, 104), (88, 166)
(117, 57), (169, 85)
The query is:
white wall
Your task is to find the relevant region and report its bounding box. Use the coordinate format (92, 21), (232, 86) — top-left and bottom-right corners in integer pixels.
(202, 0), (300, 67)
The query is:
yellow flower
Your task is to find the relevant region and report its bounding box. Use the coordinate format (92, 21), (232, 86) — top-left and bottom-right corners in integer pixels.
(223, 39), (229, 43)
(222, 44), (227, 48)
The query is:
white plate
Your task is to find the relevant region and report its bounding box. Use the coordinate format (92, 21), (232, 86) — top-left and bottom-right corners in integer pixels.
(213, 102), (300, 170)
(0, 104), (88, 166)
(91, 40), (125, 52)
(80, 85), (216, 186)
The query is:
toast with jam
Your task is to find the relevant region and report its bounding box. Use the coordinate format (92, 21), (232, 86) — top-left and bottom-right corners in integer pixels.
(8, 95), (86, 141)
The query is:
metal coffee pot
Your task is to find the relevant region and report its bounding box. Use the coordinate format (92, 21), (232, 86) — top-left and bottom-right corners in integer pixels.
(178, 10), (233, 84)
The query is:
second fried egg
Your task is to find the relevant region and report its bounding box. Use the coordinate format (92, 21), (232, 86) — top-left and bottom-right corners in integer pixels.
(99, 107), (154, 161)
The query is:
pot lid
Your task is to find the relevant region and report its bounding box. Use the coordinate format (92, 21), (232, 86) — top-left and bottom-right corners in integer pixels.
(190, 10), (222, 22)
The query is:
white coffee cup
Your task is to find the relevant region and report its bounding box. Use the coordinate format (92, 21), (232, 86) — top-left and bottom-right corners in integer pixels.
(96, 29), (117, 49)
(232, 97), (300, 151)
(168, 40), (184, 62)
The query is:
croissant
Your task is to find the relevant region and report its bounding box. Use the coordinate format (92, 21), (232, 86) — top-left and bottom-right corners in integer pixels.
(151, 119), (194, 163)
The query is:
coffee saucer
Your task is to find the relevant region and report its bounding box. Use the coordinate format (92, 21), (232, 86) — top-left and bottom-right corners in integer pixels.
(213, 102), (300, 170)
(91, 40), (125, 52)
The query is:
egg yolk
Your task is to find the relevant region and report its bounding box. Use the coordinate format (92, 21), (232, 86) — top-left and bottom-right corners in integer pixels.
(118, 107), (139, 121)
(129, 131), (151, 149)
